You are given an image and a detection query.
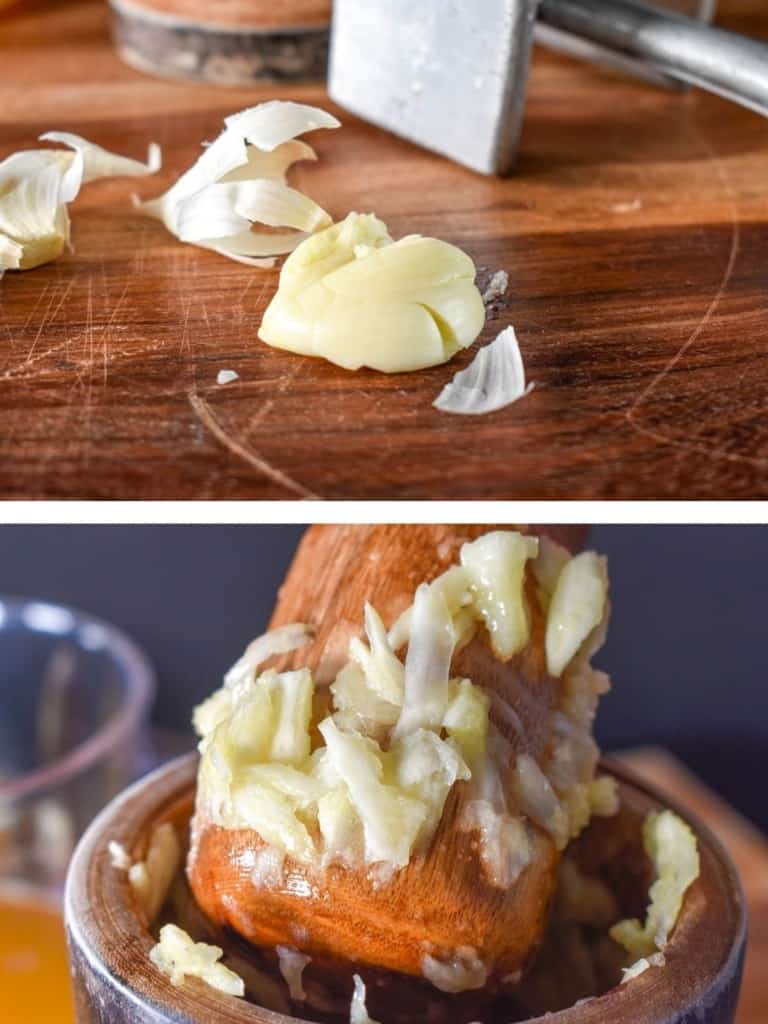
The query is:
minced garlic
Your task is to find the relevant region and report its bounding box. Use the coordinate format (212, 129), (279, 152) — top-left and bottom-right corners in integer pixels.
(150, 923), (245, 997)
(611, 809), (700, 959)
(258, 211), (486, 372)
(121, 821), (180, 924)
(620, 951), (666, 984)
(422, 946), (488, 993)
(350, 974), (381, 1024)
(192, 530), (612, 892)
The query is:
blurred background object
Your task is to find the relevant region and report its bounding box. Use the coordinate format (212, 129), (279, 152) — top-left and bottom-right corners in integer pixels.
(108, 0), (331, 84)
(0, 597), (154, 1023)
(536, 0), (716, 88)
(102, 0), (714, 90)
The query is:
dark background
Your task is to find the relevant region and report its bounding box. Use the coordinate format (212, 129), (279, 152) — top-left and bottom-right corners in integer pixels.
(0, 525), (765, 830)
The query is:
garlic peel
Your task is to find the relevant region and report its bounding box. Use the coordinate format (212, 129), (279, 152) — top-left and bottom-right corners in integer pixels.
(224, 101), (340, 153)
(434, 325), (533, 415)
(0, 234), (23, 271)
(39, 132), (161, 195)
(0, 133), (160, 274)
(138, 101), (337, 265)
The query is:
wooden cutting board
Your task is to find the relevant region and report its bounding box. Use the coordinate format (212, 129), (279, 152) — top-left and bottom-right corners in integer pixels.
(1, 0), (767, 499)
(619, 748), (768, 1024)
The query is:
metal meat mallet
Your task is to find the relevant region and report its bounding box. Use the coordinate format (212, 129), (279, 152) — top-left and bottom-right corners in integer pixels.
(328, 0), (768, 175)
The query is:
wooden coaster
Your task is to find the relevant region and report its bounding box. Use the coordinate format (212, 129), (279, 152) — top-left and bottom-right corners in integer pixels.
(108, 0), (331, 84)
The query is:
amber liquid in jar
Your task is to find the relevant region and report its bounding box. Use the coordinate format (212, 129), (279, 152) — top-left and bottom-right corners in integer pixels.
(0, 890), (74, 1024)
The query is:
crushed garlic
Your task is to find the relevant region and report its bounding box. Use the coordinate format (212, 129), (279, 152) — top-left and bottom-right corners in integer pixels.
(349, 974), (381, 1024)
(124, 821), (181, 924)
(192, 530), (612, 896)
(150, 923), (245, 997)
(611, 809), (700, 959)
(258, 211), (486, 372)
(621, 951), (666, 983)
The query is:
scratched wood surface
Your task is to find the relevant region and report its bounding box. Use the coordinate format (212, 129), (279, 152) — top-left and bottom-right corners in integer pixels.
(0, 0), (767, 499)
(619, 749), (768, 1024)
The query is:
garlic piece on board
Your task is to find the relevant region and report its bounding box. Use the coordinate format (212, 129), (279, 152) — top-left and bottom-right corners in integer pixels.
(258, 211), (486, 372)
(0, 134), (160, 275)
(137, 101), (337, 266)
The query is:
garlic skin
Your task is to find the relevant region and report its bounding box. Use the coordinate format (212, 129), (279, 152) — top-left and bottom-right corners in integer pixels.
(137, 101), (338, 266)
(258, 211), (486, 373)
(0, 134), (160, 275)
(433, 325), (533, 416)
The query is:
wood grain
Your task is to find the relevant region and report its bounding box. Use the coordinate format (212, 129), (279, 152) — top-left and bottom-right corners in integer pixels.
(1, 0), (767, 498)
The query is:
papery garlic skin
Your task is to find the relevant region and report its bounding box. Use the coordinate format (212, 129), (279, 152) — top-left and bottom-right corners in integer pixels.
(137, 101), (338, 266)
(0, 134), (160, 275)
(258, 211), (486, 373)
(434, 324), (533, 416)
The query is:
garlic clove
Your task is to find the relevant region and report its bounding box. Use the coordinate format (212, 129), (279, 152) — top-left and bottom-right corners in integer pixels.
(259, 212), (486, 373)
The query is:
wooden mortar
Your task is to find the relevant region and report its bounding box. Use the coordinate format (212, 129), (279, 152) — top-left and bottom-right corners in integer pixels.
(64, 753), (746, 1024)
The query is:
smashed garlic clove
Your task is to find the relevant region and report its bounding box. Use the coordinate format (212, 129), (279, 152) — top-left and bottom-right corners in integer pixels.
(532, 536), (571, 613)
(394, 583), (456, 737)
(258, 211), (486, 373)
(422, 947), (488, 994)
(433, 325), (533, 416)
(0, 134), (160, 275)
(138, 101), (337, 265)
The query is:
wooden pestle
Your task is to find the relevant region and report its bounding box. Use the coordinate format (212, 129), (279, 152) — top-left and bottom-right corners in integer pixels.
(189, 524), (588, 1011)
